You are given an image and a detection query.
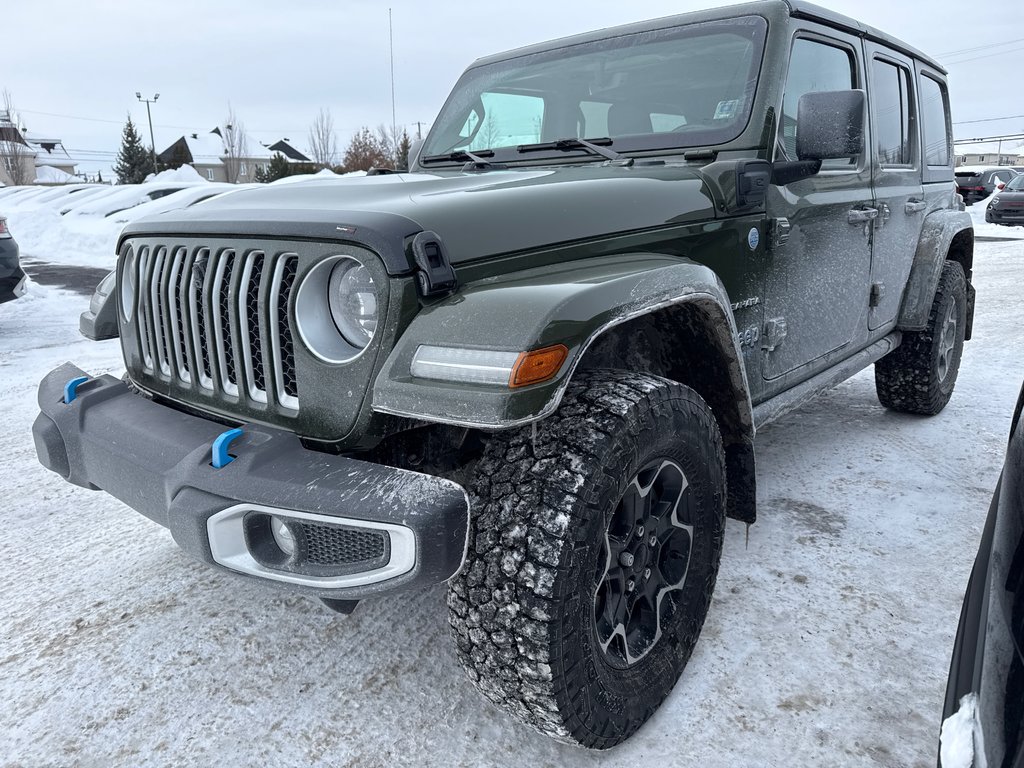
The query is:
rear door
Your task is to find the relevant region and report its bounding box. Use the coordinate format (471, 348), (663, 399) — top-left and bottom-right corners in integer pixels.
(864, 43), (924, 331)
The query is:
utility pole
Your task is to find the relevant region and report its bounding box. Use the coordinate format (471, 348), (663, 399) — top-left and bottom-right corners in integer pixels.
(136, 91), (160, 173)
(388, 8), (397, 161)
(415, 121), (424, 141)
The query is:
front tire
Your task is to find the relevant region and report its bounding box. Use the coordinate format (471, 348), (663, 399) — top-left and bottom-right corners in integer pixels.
(447, 370), (726, 748)
(875, 260), (967, 415)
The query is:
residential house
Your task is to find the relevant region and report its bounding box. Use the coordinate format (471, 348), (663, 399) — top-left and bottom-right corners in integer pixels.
(0, 112), (78, 185)
(158, 129), (312, 182)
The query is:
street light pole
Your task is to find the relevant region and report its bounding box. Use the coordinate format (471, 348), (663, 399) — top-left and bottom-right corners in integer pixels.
(136, 92), (160, 174)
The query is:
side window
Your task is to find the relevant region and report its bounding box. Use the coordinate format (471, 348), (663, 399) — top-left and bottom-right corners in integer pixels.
(919, 74), (950, 166)
(467, 91), (544, 150)
(873, 59), (916, 167)
(781, 37), (857, 168)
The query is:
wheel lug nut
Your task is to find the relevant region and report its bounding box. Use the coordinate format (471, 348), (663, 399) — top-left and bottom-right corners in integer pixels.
(626, 579), (636, 593)
(619, 552), (635, 567)
(643, 568), (651, 580)
(649, 535), (657, 547)
(636, 525), (644, 538)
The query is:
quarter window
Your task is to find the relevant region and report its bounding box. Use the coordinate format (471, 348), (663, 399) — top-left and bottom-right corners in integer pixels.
(781, 38), (857, 168)
(873, 59), (915, 166)
(919, 74), (950, 166)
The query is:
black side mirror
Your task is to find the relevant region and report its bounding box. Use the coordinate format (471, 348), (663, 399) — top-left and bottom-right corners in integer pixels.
(796, 89), (865, 160)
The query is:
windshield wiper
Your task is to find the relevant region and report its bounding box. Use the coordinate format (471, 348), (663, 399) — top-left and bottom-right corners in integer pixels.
(421, 149), (500, 166)
(517, 137), (625, 162)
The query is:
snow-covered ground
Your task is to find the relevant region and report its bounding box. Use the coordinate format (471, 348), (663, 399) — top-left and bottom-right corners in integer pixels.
(1, 234), (1022, 767)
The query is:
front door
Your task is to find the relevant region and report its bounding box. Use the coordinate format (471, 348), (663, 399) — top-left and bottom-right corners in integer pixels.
(761, 27), (873, 390)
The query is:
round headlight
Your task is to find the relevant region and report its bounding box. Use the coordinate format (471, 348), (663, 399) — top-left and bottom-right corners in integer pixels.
(120, 247), (136, 321)
(989, 196), (1001, 207)
(328, 259), (378, 348)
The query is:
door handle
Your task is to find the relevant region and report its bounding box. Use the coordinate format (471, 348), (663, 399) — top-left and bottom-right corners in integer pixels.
(905, 199), (927, 213)
(848, 207), (879, 224)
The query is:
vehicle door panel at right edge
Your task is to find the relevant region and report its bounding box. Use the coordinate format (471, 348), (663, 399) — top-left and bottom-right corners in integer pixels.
(761, 25), (873, 391)
(864, 42), (926, 332)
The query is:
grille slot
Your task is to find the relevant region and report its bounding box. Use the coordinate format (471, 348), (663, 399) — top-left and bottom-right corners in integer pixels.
(300, 523), (388, 567)
(133, 245), (299, 412)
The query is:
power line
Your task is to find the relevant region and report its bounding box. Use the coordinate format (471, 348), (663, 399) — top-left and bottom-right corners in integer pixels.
(944, 45), (1024, 66)
(954, 114), (1024, 125)
(937, 37), (1024, 57)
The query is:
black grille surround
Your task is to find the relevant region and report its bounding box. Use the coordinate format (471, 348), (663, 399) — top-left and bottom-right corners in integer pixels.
(117, 237), (394, 443)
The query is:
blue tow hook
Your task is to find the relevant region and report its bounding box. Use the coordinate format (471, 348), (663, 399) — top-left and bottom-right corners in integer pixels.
(63, 376), (90, 404)
(211, 428), (244, 469)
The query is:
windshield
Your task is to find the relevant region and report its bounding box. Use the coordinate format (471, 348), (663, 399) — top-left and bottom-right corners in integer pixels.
(421, 16), (767, 163)
(1006, 175), (1024, 191)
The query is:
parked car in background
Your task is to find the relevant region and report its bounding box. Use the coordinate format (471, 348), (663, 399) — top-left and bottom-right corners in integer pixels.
(986, 174), (1024, 227)
(955, 166), (1019, 205)
(941, 381), (1024, 767)
(0, 215), (26, 304)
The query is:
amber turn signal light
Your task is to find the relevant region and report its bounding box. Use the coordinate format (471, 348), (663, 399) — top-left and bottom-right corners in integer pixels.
(509, 344), (569, 388)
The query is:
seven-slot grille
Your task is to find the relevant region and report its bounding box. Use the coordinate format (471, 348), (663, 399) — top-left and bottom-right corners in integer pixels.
(131, 244), (300, 411)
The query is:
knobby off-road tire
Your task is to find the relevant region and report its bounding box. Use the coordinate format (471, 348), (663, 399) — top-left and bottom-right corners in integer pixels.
(875, 260), (967, 415)
(447, 370), (727, 748)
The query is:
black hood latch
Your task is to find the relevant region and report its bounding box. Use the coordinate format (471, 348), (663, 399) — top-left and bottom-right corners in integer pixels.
(411, 230), (458, 297)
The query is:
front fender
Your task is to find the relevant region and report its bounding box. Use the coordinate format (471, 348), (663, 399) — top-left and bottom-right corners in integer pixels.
(372, 253), (751, 430)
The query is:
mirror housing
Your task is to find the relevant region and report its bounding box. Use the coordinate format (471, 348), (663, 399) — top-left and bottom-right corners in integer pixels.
(80, 270), (119, 341)
(796, 89), (865, 161)
(408, 137), (424, 169)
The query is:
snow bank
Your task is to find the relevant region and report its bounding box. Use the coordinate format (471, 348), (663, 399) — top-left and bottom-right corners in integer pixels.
(34, 166), (77, 184)
(144, 165), (207, 184)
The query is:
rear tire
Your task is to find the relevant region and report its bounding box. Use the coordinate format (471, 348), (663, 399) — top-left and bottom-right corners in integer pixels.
(875, 260), (966, 415)
(447, 370), (726, 748)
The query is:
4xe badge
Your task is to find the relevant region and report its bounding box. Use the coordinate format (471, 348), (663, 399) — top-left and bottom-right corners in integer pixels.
(747, 227), (759, 251)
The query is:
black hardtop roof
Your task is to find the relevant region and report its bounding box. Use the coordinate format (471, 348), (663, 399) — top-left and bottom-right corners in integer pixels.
(469, 0), (946, 75)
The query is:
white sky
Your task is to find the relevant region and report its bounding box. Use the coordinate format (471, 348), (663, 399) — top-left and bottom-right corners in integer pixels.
(4, 0), (1022, 178)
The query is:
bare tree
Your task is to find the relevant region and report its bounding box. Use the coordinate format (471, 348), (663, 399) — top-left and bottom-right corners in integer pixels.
(0, 91), (32, 186)
(307, 108), (337, 169)
(376, 123), (414, 168)
(222, 105), (250, 183)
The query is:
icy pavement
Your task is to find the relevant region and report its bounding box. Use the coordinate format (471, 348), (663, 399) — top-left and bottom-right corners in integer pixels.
(2, 240), (1022, 767)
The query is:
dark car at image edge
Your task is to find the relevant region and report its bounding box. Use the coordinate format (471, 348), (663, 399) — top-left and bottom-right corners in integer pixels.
(0, 215), (27, 304)
(941, 382), (1024, 767)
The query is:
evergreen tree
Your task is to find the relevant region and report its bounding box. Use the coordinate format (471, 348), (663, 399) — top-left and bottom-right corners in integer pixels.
(254, 152), (292, 183)
(96, 170), (104, 184)
(395, 130), (412, 171)
(114, 115), (154, 184)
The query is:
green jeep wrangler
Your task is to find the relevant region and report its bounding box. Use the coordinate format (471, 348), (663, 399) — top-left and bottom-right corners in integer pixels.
(35, 0), (973, 748)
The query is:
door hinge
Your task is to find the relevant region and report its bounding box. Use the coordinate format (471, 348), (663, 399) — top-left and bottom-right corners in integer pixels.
(762, 317), (788, 352)
(768, 217), (791, 250)
(869, 282), (885, 307)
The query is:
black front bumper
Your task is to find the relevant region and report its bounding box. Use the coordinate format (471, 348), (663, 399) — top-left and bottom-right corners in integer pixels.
(32, 363), (470, 599)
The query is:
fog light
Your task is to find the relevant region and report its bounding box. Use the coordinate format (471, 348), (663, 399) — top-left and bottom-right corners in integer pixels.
(270, 516), (297, 557)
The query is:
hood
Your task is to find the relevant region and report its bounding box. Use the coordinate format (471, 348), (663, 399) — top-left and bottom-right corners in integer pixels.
(121, 166), (716, 273)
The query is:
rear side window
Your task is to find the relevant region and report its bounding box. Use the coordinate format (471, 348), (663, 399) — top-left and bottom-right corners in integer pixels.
(873, 59), (916, 166)
(781, 38), (857, 168)
(919, 75), (950, 166)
